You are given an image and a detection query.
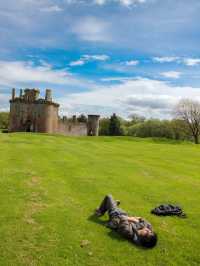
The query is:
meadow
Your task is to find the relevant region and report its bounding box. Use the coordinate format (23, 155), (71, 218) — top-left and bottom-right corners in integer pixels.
(0, 133), (200, 266)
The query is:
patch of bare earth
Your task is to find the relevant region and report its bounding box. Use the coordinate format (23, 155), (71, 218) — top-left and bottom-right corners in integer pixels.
(26, 176), (41, 188)
(24, 175), (47, 225)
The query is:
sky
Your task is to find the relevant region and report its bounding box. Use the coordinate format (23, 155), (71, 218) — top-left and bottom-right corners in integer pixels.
(1, 0), (200, 118)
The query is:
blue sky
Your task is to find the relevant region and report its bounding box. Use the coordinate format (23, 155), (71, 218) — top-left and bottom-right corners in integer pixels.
(1, 0), (200, 118)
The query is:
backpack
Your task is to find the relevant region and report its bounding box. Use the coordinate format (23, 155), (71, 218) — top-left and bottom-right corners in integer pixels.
(151, 204), (186, 218)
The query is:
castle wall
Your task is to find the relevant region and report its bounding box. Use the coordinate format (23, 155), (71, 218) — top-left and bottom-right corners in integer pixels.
(9, 88), (100, 136)
(57, 120), (87, 136)
(33, 104), (47, 133)
(9, 101), (59, 133)
(9, 101), (35, 132)
(9, 102), (20, 131)
(36, 104), (59, 133)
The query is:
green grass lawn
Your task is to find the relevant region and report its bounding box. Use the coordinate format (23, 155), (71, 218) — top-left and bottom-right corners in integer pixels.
(0, 133), (200, 266)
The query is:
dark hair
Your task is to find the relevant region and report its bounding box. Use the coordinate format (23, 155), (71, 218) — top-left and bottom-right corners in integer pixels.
(139, 233), (158, 248)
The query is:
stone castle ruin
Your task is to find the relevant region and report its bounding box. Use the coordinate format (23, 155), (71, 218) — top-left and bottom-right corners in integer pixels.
(9, 88), (100, 136)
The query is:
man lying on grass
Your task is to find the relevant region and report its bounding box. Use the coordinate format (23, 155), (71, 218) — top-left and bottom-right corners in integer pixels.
(95, 195), (157, 248)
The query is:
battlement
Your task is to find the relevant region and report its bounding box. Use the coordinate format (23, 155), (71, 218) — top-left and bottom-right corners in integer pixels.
(10, 88), (59, 107)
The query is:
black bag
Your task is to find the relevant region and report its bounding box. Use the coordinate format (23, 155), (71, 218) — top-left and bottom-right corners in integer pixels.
(151, 204), (186, 218)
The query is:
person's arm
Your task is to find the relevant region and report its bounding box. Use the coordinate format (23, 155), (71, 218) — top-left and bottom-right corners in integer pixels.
(127, 217), (141, 223)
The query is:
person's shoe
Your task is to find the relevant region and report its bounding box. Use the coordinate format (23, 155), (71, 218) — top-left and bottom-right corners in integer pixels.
(116, 200), (120, 206)
(95, 208), (103, 217)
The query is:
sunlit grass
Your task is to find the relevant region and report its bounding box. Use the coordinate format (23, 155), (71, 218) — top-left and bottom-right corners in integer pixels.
(0, 133), (199, 265)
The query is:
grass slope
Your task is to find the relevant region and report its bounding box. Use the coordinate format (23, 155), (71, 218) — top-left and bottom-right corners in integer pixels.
(0, 133), (200, 266)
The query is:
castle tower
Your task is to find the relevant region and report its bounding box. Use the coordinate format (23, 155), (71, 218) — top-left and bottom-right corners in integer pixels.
(87, 115), (100, 136)
(9, 88), (59, 133)
(45, 89), (52, 101)
(12, 88), (15, 100)
(19, 89), (23, 98)
(72, 115), (77, 123)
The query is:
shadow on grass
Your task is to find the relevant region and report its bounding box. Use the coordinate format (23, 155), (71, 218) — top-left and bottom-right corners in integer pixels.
(88, 214), (107, 226)
(88, 214), (143, 249)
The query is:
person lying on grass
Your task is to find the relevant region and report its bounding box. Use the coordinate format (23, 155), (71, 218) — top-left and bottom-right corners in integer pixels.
(95, 194), (157, 248)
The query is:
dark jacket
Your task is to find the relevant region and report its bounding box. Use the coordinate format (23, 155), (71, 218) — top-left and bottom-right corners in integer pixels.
(107, 208), (152, 240)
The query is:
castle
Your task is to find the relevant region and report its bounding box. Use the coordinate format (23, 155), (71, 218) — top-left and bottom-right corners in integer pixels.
(9, 88), (100, 136)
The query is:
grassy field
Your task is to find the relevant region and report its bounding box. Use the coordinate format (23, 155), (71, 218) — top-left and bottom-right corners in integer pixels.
(0, 133), (200, 266)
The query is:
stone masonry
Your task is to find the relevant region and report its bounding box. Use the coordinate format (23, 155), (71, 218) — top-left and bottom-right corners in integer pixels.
(9, 88), (100, 136)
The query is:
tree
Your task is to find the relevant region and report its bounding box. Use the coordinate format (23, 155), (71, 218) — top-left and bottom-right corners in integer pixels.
(99, 118), (110, 135)
(175, 99), (200, 144)
(0, 112), (9, 129)
(170, 119), (189, 140)
(77, 114), (87, 123)
(127, 119), (173, 138)
(128, 114), (146, 125)
(109, 113), (123, 136)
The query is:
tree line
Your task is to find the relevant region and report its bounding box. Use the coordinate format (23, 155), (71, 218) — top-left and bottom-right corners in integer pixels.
(99, 114), (190, 139)
(99, 99), (200, 144)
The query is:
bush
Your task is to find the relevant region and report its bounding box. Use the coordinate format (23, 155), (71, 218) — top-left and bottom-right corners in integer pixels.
(99, 115), (124, 136)
(100, 114), (192, 141)
(126, 119), (188, 140)
(99, 118), (110, 136)
(0, 112), (9, 130)
(77, 114), (87, 123)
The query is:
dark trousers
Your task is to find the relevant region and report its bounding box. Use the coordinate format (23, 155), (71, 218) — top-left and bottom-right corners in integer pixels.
(98, 195), (118, 215)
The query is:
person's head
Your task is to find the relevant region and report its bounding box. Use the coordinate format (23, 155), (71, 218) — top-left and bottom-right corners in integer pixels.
(136, 228), (157, 248)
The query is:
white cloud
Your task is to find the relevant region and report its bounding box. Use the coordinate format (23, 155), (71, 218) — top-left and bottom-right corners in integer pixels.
(119, 0), (146, 6)
(1, 60), (200, 118)
(83, 54), (110, 61)
(153, 57), (180, 63)
(58, 78), (200, 118)
(69, 54), (109, 67)
(94, 0), (146, 6)
(183, 58), (200, 66)
(69, 60), (85, 66)
(40, 5), (63, 12)
(0, 61), (88, 87)
(161, 71), (182, 79)
(65, 0), (146, 6)
(125, 60), (139, 66)
(153, 57), (200, 67)
(124, 94), (176, 110)
(101, 76), (134, 82)
(94, 0), (107, 5)
(71, 17), (111, 42)
(102, 60), (140, 73)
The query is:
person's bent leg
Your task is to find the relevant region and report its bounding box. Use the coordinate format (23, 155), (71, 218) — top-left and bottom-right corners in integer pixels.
(96, 195), (117, 216)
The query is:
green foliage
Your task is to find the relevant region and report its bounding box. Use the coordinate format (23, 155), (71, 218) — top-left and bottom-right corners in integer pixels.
(126, 118), (190, 141)
(0, 112), (9, 129)
(109, 113), (124, 136)
(99, 118), (110, 135)
(0, 133), (200, 266)
(99, 114), (124, 136)
(99, 113), (191, 141)
(127, 119), (173, 138)
(170, 119), (190, 140)
(77, 114), (88, 123)
(128, 114), (146, 125)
